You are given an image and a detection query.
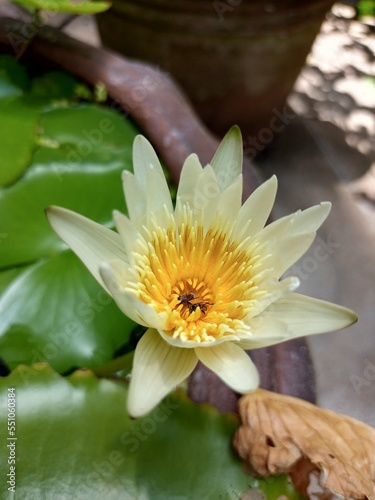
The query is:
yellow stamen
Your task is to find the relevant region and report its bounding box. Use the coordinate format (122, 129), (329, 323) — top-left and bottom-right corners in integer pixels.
(128, 209), (266, 343)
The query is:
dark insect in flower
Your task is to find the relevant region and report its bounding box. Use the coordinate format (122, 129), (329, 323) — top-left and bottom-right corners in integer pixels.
(177, 292), (212, 315)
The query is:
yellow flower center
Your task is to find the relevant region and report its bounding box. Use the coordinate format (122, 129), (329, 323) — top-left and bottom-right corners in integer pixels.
(128, 210), (266, 344)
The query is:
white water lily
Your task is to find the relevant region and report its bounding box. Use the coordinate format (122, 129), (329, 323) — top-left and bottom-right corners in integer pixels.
(46, 126), (357, 418)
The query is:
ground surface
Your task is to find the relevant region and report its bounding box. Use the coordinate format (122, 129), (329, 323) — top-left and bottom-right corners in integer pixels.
(262, 2), (375, 425)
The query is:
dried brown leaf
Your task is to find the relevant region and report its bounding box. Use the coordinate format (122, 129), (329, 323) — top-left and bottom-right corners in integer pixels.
(233, 389), (375, 500)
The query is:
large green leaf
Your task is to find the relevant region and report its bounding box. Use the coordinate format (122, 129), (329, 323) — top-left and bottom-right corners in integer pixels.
(0, 365), (251, 499)
(0, 138), (131, 267)
(0, 98), (40, 186)
(0, 58), (140, 372)
(29, 70), (80, 99)
(0, 62), (83, 187)
(0, 55), (28, 99)
(0, 252), (135, 373)
(0, 103), (137, 267)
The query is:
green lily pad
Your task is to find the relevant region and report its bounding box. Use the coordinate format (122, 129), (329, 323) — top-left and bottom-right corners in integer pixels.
(0, 55), (28, 99)
(0, 252), (135, 373)
(0, 365), (251, 499)
(29, 71), (80, 99)
(249, 476), (306, 500)
(0, 98), (40, 186)
(0, 57), (140, 372)
(0, 56), (132, 189)
(0, 129), (132, 268)
(0, 267), (24, 295)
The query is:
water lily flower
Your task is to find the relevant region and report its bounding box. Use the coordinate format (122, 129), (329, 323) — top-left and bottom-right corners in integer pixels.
(46, 126), (357, 418)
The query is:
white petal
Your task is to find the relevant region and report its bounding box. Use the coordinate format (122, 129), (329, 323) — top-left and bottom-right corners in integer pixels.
(270, 232), (316, 278)
(146, 166), (173, 228)
(122, 170), (146, 226)
(125, 137), (173, 229)
(236, 317), (290, 349)
(245, 276), (300, 319)
(259, 202), (331, 244)
(133, 135), (164, 186)
(256, 202), (331, 278)
(189, 164), (220, 230)
(100, 260), (167, 328)
(216, 175), (243, 226)
(210, 126), (243, 191)
(112, 210), (139, 259)
(127, 329), (198, 417)
(195, 164), (219, 205)
(236, 332), (289, 350)
(176, 153), (204, 208)
(195, 342), (259, 393)
(46, 206), (127, 291)
(249, 292), (357, 342)
(289, 202), (331, 234)
(234, 175), (277, 239)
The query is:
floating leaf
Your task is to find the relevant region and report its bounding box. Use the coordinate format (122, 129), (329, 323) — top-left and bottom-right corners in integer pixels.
(0, 55), (28, 99)
(29, 71), (79, 99)
(0, 57), (140, 372)
(0, 252), (136, 373)
(0, 98), (40, 186)
(0, 364), (251, 499)
(0, 105), (136, 268)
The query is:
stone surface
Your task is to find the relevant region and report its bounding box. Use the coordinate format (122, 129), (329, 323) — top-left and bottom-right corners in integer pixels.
(258, 117), (375, 426)
(249, 2), (375, 426)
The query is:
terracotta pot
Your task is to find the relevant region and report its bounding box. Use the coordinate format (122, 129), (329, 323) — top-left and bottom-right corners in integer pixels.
(0, 8), (316, 410)
(97, 0), (334, 136)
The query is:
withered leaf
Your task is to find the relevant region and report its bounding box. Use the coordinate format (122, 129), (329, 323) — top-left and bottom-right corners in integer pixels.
(233, 389), (375, 500)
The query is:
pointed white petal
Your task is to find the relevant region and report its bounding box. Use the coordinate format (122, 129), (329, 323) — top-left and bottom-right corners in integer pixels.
(112, 210), (139, 259)
(235, 175), (277, 239)
(256, 202), (332, 278)
(122, 170), (146, 226)
(133, 135), (164, 185)
(289, 202), (331, 234)
(195, 164), (219, 207)
(127, 329), (198, 417)
(100, 261), (168, 328)
(259, 202), (331, 244)
(176, 153), (203, 208)
(146, 167), (173, 228)
(210, 126), (243, 191)
(195, 342), (259, 393)
(46, 206), (126, 291)
(236, 317), (290, 349)
(246, 276), (300, 319)
(189, 164), (220, 230)
(125, 137), (173, 229)
(236, 331), (290, 350)
(270, 232), (316, 278)
(216, 175), (243, 226)
(249, 292), (358, 342)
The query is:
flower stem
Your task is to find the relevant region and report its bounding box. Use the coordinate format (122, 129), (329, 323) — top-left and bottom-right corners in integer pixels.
(93, 352), (134, 378)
